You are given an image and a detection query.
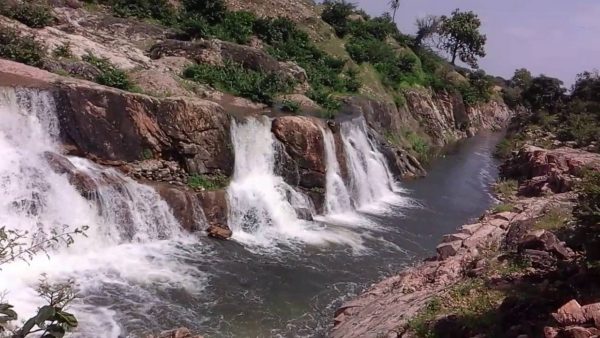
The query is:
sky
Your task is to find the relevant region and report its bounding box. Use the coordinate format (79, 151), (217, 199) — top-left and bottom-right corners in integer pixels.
(351, 0), (600, 86)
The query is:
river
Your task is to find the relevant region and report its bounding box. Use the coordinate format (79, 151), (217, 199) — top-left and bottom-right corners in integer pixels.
(0, 88), (502, 338)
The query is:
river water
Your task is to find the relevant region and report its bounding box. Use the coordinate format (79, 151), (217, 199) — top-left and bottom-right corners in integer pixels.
(0, 88), (502, 337)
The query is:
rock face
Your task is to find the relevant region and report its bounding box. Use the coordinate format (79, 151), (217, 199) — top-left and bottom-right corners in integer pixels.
(331, 192), (574, 338)
(502, 145), (600, 196)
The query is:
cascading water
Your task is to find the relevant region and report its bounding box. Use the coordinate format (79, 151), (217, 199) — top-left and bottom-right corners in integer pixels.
(339, 116), (404, 211)
(0, 88), (203, 337)
(321, 126), (353, 215)
(226, 117), (363, 249)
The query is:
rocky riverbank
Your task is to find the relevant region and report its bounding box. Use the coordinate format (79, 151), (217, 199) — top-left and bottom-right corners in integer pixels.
(332, 145), (600, 338)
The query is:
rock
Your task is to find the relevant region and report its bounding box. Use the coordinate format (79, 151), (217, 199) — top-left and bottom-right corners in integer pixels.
(494, 211), (517, 222)
(42, 151), (99, 197)
(561, 326), (595, 338)
(462, 224), (498, 249)
(41, 58), (102, 82)
(436, 241), (461, 260)
(150, 182), (203, 232)
(197, 190), (229, 229)
(582, 303), (600, 327)
(460, 223), (482, 235)
(518, 230), (574, 260)
(488, 217), (509, 229)
(207, 224), (232, 240)
(441, 232), (470, 243)
(522, 249), (557, 269)
(147, 327), (203, 338)
(544, 326), (560, 338)
(552, 300), (587, 326)
(129, 69), (192, 97)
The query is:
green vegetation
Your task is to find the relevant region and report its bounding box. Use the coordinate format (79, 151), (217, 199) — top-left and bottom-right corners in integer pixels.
(493, 179), (518, 200)
(533, 206), (572, 231)
(187, 174), (229, 190)
(0, 28), (47, 67)
(82, 53), (134, 90)
(280, 100), (300, 114)
(408, 279), (505, 338)
(183, 61), (295, 105)
(575, 170), (600, 227)
(0, 0), (54, 28)
(52, 42), (73, 59)
(437, 9), (486, 68)
(492, 203), (514, 213)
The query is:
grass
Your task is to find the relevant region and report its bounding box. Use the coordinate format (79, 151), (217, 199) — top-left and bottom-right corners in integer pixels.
(82, 52), (134, 90)
(493, 179), (518, 200)
(492, 203), (515, 213)
(407, 279), (505, 338)
(187, 174), (229, 190)
(533, 206), (572, 231)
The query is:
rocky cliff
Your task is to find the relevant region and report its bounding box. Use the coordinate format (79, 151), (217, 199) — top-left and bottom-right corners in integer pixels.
(0, 0), (511, 237)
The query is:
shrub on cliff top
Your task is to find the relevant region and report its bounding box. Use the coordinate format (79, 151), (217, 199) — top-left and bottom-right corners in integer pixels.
(321, 0), (356, 38)
(0, 0), (55, 28)
(0, 28), (47, 67)
(183, 61), (295, 105)
(111, 0), (177, 24)
(82, 53), (134, 90)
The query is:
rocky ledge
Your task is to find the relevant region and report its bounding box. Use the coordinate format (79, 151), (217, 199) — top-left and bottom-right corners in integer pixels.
(332, 145), (600, 338)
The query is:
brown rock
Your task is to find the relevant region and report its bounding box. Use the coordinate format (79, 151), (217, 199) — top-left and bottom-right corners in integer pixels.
(460, 223), (482, 235)
(197, 189), (228, 228)
(561, 326), (595, 338)
(441, 232), (470, 243)
(582, 303), (600, 327)
(544, 326), (559, 338)
(150, 182), (203, 232)
(436, 241), (461, 260)
(207, 224), (232, 240)
(519, 230), (574, 260)
(552, 300), (587, 326)
(147, 327), (203, 338)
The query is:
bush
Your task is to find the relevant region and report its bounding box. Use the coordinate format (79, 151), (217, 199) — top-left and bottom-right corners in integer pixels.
(349, 13), (398, 41)
(82, 53), (134, 90)
(211, 11), (257, 44)
(183, 61), (295, 105)
(187, 174), (229, 190)
(493, 179), (518, 199)
(280, 100), (300, 113)
(182, 0), (227, 24)
(575, 170), (600, 226)
(0, 28), (46, 66)
(321, 0), (355, 37)
(308, 88), (341, 116)
(0, 0), (54, 28)
(52, 41), (73, 59)
(110, 0), (177, 24)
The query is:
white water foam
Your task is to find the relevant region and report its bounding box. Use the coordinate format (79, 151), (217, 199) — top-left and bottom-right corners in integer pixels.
(0, 88), (205, 337)
(226, 117), (364, 250)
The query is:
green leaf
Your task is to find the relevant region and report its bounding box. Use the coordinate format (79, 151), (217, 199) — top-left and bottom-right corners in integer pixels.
(55, 310), (78, 328)
(0, 303), (17, 323)
(35, 305), (56, 325)
(20, 317), (37, 336)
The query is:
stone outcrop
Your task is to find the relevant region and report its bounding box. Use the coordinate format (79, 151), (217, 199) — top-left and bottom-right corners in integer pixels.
(331, 192), (575, 338)
(502, 145), (600, 196)
(146, 327), (203, 338)
(545, 300), (600, 338)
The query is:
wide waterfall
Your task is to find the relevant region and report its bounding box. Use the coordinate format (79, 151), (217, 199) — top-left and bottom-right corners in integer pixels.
(0, 88), (201, 337)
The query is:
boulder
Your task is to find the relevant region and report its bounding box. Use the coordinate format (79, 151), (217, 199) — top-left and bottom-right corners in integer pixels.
(460, 223), (482, 235)
(197, 189), (229, 228)
(441, 232), (470, 243)
(552, 300), (587, 326)
(146, 327), (203, 338)
(150, 182), (202, 232)
(43, 151), (98, 197)
(436, 241), (461, 260)
(207, 224), (232, 240)
(561, 326), (596, 338)
(582, 303), (600, 327)
(518, 230), (574, 260)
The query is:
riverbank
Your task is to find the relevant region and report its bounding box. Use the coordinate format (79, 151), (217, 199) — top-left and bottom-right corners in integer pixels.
(332, 145), (600, 338)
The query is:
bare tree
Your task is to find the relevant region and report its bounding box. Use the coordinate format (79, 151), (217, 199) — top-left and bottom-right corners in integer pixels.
(389, 0), (400, 22)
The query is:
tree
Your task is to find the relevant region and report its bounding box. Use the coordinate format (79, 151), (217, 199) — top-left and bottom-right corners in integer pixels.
(389, 0), (399, 22)
(521, 75), (566, 113)
(414, 15), (442, 47)
(571, 70), (600, 103)
(321, 0), (356, 38)
(438, 9), (486, 68)
(511, 68), (533, 90)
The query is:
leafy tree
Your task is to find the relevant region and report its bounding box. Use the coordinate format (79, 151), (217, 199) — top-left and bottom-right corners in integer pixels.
(181, 0), (227, 24)
(521, 75), (566, 113)
(511, 68), (533, 90)
(438, 9), (486, 68)
(389, 0), (399, 22)
(321, 0), (356, 37)
(571, 70), (600, 103)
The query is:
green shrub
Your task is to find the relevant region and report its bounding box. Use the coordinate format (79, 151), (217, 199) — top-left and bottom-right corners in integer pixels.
(533, 207), (571, 231)
(188, 174), (229, 190)
(308, 88), (341, 116)
(183, 61), (295, 105)
(182, 0), (227, 24)
(110, 0), (177, 24)
(321, 0), (355, 37)
(404, 130), (430, 161)
(348, 13), (398, 41)
(82, 53), (134, 90)
(0, 0), (54, 28)
(211, 11), (257, 44)
(492, 203), (514, 213)
(575, 170), (600, 226)
(52, 42), (73, 59)
(280, 100), (300, 114)
(493, 179), (518, 199)
(0, 28), (46, 66)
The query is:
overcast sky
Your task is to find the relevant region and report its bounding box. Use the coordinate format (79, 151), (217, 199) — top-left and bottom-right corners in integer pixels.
(351, 0), (600, 86)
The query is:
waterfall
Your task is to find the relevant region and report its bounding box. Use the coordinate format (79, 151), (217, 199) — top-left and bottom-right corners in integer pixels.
(321, 126), (353, 214)
(0, 88), (200, 337)
(226, 117), (363, 249)
(340, 116), (400, 210)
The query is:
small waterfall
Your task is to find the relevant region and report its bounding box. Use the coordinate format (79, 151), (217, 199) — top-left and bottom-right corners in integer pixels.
(321, 126), (353, 214)
(0, 88), (197, 337)
(227, 117), (362, 248)
(340, 117), (399, 209)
